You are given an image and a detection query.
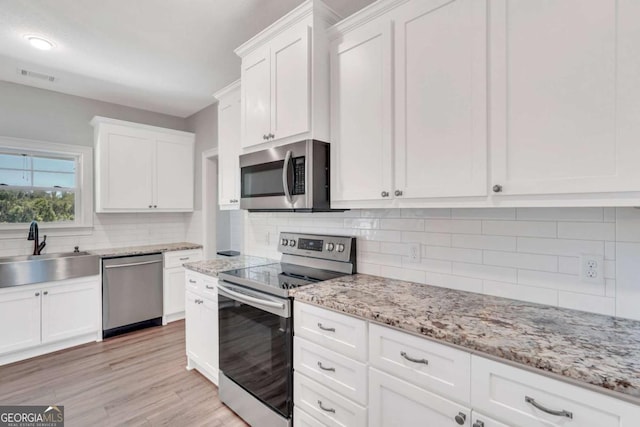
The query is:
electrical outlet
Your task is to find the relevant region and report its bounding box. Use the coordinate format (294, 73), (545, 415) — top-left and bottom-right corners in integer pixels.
(407, 243), (421, 263)
(580, 254), (604, 285)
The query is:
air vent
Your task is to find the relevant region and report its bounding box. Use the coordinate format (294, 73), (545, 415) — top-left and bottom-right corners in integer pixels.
(17, 68), (56, 83)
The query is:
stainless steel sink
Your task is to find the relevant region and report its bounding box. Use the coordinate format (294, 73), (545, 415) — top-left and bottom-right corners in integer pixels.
(0, 251), (100, 288)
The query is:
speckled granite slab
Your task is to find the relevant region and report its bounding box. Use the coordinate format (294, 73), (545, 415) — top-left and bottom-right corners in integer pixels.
(89, 242), (202, 257)
(184, 255), (275, 277)
(290, 274), (640, 402)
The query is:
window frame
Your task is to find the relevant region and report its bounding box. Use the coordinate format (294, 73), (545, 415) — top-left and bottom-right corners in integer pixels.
(0, 136), (93, 232)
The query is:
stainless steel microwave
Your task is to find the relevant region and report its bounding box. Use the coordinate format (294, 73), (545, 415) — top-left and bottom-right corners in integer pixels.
(239, 140), (331, 211)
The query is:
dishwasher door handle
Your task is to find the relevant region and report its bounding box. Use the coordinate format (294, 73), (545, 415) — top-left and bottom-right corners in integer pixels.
(104, 260), (163, 269)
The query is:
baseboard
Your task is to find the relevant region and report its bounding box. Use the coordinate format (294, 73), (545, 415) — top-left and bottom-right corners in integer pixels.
(186, 356), (218, 386)
(0, 333), (99, 366)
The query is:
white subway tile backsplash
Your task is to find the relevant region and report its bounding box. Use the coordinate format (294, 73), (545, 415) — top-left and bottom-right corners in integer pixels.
(452, 234), (516, 251)
(402, 258), (452, 274)
(425, 272), (483, 293)
(403, 231), (451, 247)
(424, 219), (481, 234)
(423, 245), (482, 264)
(484, 251), (558, 272)
(605, 241), (616, 260)
(482, 220), (556, 238)
(453, 262), (517, 283)
(379, 265), (426, 283)
(402, 208), (451, 218)
(615, 242), (640, 320)
(516, 207), (604, 222)
(558, 292), (615, 316)
(558, 256), (579, 274)
(344, 218), (380, 229)
(380, 218), (424, 231)
(357, 229), (402, 242)
(518, 270), (606, 296)
(517, 237), (604, 256)
(615, 208), (640, 242)
(557, 222), (615, 241)
(451, 208), (516, 220)
(483, 281), (558, 306)
(379, 242), (409, 256)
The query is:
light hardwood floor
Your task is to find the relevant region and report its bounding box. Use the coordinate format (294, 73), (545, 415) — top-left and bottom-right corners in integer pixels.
(0, 321), (248, 427)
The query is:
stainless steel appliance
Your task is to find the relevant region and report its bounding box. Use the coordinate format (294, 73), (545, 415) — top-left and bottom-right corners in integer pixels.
(102, 253), (163, 338)
(218, 232), (357, 427)
(239, 140), (332, 211)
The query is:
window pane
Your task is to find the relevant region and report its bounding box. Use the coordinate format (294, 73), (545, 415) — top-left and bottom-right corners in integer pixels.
(33, 172), (75, 188)
(0, 153), (31, 170)
(33, 156), (75, 173)
(0, 189), (75, 223)
(0, 169), (31, 186)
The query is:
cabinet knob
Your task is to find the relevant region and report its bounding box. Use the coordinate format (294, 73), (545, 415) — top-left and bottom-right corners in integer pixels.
(43, 291), (48, 295)
(395, 190), (403, 197)
(492, 184), (503, 193)
(35, 292), (40, 297)
(153, 205), (157, 208)
(381, 191), (389, 197)
(268, 133), (275, 139)
(473, 421), (485, 427)
(148, 205), (152, 208)
(263, 134), (268, 140)
(454, 412), (466, 425)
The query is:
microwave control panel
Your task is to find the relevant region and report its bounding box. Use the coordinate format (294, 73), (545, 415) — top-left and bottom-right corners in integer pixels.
(292, 157), (305, 195)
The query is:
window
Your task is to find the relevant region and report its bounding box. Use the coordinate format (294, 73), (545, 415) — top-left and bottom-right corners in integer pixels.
(0, 137), (93, 230)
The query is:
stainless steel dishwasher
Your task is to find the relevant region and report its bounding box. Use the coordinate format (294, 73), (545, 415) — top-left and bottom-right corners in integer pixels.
(102, 253), (163, 338)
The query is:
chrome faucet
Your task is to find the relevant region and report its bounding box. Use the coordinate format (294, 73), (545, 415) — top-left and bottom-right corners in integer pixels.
(27, 221), (47, 255)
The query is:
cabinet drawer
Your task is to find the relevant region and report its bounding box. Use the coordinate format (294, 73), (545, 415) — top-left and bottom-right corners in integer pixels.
(472, 412), (510, 427)
(164, 250), (202, 269)
(294, 372), (367, 427)
(202, 277), (218, 300)
(471, 356), (640, 427)
(294, 302), (367, 362)
(294, 407), (327, 427)
(294, 337), (367, 405)
(369, 323), (471, 404)
(185, 271), (202, 293)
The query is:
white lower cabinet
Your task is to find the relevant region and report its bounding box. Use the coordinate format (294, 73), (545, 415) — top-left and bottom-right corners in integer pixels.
(369, 367), (471, 427)
(185, 271), (218, 385)
(0, 276), (101, 365)
(163, 249), (203, 324)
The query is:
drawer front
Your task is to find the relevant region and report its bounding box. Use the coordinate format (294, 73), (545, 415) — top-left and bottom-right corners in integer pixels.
(369, 367), (471, 427)
(472, 412), (510, 427)
(294, 407), (327, 427)
(294, 372), (367, 427)
(294, 302), (367, 362)
(202, 277), (218, 300)
(185, 271), (202, 293)
(164, 249), (203, 269)
(369, 323), (471, 404)
(294, 337), (368, 405)
(471, 356), (640, 427)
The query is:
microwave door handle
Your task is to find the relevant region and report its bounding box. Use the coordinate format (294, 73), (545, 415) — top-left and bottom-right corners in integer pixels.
(282, 150), (294, 205)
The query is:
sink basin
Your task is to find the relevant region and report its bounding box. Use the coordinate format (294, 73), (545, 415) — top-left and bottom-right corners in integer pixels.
(0, 251), (100, 288)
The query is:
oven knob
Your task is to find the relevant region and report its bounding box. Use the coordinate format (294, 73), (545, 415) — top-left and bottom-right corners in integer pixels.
(336, 243), (345, 253)
(289, 239), (296, 247)
(281, 238), (288, 246)
(326, 243), (335, 252)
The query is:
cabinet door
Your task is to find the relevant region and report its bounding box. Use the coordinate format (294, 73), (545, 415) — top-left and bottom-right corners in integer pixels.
(490, 0), (640, 195)
(218, 89), (241, 209)
(270, 24), (311, 141)
(102, 128), (154, 209)
(41, 279), (100, 344)
(370, 368), (471, 427)
(394, 0), (487, 199)
(471, 412), (510, 427)
(330, 20), (394, 202)
(0, 288), (41, 354)
(155, 137), (194, 210)
(164, 267), (186, 318)
(185, 290), (201, 362)
(200, 296), (218, 383)
(241, 46), (271, 148)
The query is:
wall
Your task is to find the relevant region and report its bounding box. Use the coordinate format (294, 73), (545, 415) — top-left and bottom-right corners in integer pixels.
(185, 102), (218, 211)
(244, 207), (640, 320)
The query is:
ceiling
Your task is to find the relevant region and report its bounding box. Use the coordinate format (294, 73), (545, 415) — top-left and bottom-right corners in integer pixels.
(0, 0), (375, 118)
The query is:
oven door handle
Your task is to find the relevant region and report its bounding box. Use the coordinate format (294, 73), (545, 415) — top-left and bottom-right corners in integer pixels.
(218, 283), (286, 310)
(282, 150), (294, 205)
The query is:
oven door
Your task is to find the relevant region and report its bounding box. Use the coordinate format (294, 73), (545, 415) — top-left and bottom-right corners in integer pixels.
(218, 281), (293, 418)
(239, 141), (311, 210)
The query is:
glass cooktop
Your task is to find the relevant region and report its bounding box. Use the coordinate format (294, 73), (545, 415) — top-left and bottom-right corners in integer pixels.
(218, 263), (346, 298)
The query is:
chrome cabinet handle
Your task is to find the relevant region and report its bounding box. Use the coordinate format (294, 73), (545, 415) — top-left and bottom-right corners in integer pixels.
(179, 257), (189, 261)
(317, 323), (335, 332)
(317, 400), (335, 414)
(43, 291), (48, 295)
(395, 190), (403, 196)
(188, 279), (196, 284)
(317, 361), (336, 372)
(153, 205), (157, 208)
(205, 285), (214, 290)
(381, 191), (389, 197)
(148, 205), (152, 208)
(268, 133), (275, 139)
(282, 150), (293, 205)
(454, 412), (466, 425)
(35, 292), (40, 297)
(263, 134), (268, 140)
(400, 351), (428, 365)
(473, 421), (484, 427)
(493, 184), (503, 193)
(525, 396), (573, 419)
(104, 260), (162, 269)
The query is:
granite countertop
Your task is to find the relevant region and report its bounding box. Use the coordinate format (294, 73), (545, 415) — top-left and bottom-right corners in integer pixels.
(89, 242), (202, 258)
(290, 274), (640, 403)
(183, 255), (275, 277)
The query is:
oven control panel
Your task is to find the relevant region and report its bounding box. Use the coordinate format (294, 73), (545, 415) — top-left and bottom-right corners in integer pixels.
(278, 232), (355, 262)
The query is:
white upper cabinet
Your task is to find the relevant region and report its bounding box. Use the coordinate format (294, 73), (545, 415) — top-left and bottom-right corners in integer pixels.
(235, 0), (340, 149)
(214, 81), (241, 209)
(330, 0), (487, 207)
(490, 0), (640, 196)
(92, 117), (195, 212)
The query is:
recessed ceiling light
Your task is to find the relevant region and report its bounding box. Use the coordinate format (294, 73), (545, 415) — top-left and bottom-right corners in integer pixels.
(25, 35), (55, 51)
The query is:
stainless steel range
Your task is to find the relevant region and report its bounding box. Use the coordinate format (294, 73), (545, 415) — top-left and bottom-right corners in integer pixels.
(217, 232), (357, 427)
